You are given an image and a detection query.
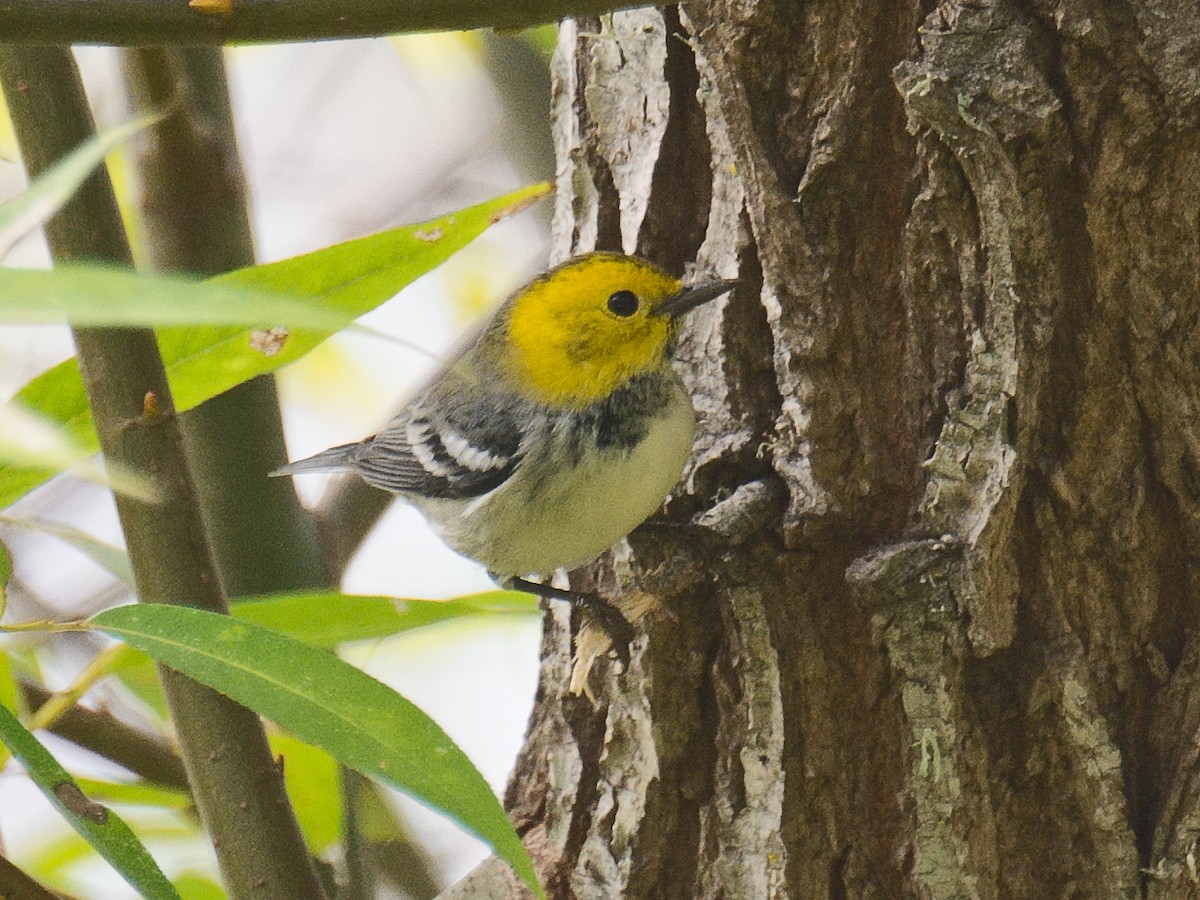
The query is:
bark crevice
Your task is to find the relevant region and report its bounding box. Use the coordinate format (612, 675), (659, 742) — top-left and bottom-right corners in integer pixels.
(494, 2), (1200, 897)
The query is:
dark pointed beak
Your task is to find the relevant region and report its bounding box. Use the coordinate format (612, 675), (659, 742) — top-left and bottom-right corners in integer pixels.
(656, 278), (738, 318)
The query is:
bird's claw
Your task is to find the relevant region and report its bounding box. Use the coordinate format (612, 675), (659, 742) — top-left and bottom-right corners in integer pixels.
(500, 575), (634, 664)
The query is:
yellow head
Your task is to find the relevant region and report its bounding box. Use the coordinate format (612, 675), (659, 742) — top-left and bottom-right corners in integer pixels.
(501, 252), (734, 408)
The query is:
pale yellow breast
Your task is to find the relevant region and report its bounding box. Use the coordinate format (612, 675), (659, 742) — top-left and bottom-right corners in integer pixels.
(426, 377), (696, 577)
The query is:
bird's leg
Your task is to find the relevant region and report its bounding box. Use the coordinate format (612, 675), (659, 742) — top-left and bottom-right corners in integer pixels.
(499, 575), (635, 655)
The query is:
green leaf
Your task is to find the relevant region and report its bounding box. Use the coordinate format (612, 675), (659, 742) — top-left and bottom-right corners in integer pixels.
(158, 181), (550, 413)
(0, 704), (181, 900)
(0, 402), (158, 503)
(0, 182), (551, 512)
(0, 651), (16, 714)
(73, 778), (191, 811)
(0, 652), (14, 770)
(0, 109), (163, 259)
(22, 831), (97, 887)
(229, 590), (538, 648)
(0, 535), (9, 619)
(92, 604), (542, 898)
(0, 265), (362, 329)
(24, 820), (195, 888)
(0, 514), (133, 583)
(107, 645), (171, 722)
(174, 872), (225, 900)
(269, 732), (342, 853)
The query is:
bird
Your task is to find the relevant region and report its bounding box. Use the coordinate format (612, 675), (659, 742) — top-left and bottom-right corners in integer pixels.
(275, 251), (736, 649)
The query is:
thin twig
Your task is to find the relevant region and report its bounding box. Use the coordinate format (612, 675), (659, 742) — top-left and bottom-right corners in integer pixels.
(0, 0), (643, 45)
(0, 46), (327, 899)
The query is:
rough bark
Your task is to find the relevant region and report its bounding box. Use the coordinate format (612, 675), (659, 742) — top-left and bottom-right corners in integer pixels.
(490, 2), (1200, 898)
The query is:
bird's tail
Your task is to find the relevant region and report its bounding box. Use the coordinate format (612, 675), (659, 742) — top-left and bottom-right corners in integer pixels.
(270, 442), (360, 477)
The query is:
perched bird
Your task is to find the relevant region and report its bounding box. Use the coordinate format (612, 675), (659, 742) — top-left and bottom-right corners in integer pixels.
(276, 252), (736, 647)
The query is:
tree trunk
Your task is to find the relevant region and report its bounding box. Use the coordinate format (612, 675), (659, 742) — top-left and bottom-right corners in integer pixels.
(499, 2), (1200, 897)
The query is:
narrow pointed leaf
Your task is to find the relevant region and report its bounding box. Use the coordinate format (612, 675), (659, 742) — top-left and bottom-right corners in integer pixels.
(0, 652), (15, 713)
(0, 653), (15, 770)
(0, 183), (550, 512)
(107, 645), (171, 721)
(172, 872), (225, 900)
(92, 604), (542, 897)
(0, 537), (9, 619)
(229, 590), (538, 648)
(26, 820), (194, 881)
(158, 181), (549, 412)
(0, 265), (359, 329)
(0, 402), (157, 502)
(0, 704), (181, 900)
(0, 515), (133, 583)
(72, 778), (191, 811)
(268, 732), (342, 853)
(0, 109), (163, 259)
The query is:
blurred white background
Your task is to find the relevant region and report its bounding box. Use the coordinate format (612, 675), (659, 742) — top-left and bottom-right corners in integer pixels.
(0, 33), (557, 897)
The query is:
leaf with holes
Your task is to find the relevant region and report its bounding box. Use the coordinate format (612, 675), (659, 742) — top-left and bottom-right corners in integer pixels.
(0, 182), (550, 512)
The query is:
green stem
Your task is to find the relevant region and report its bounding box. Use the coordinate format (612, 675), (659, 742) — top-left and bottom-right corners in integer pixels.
(339, 767), (374, 900)
(26, 644), (125, 732)
(0, 0), (642, 44)
(17, 679), (190, 792)
(0, 46), (327, 899)
(0, 851), (61, 900)
(312, 476), (392, 581)
(120, 46), (328, 597)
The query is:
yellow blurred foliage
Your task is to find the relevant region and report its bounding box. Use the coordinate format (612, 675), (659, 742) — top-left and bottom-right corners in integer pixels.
(389, 32), (484, 79)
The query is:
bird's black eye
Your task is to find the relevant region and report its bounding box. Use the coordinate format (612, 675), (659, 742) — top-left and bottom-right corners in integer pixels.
(607, 290), (640, 317)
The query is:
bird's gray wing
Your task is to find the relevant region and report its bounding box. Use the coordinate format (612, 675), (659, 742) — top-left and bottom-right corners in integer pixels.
(352, 368), (527, 500)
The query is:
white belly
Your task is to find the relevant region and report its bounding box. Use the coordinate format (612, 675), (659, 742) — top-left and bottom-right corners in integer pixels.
(426, 383), (696, 577)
